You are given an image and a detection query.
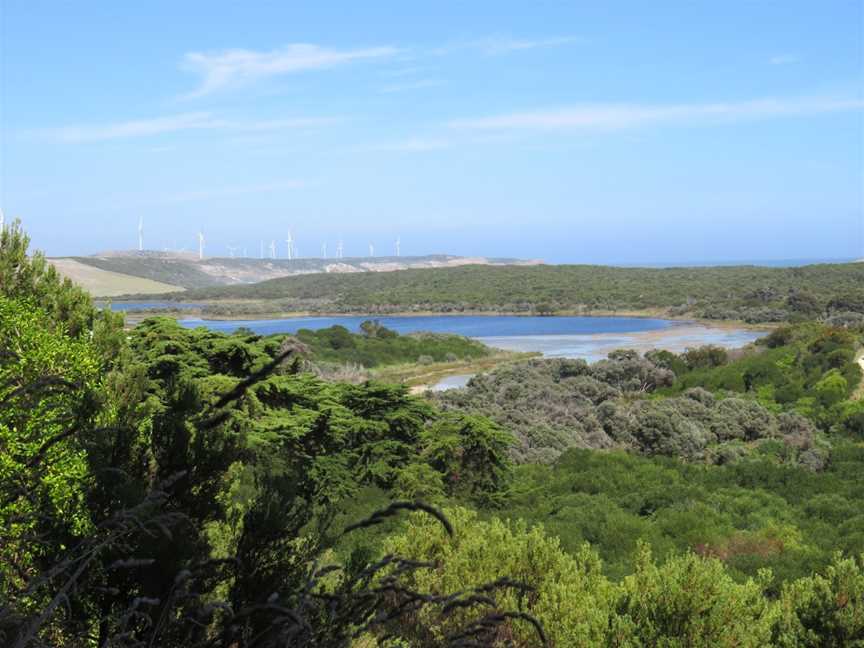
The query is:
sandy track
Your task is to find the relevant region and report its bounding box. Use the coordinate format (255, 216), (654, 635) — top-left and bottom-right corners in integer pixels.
(855, 351), (864, 401)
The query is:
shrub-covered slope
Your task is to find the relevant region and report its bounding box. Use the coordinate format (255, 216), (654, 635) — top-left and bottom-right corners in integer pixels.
(436, 323), (862, 464)
(142, 262), (864, 323)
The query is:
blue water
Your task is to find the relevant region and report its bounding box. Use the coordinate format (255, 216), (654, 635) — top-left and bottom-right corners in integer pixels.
(107, 310), (763, 368)
(173, 315), (765, 363)
(175, 315), (678, 337)
(430, 374), (475, 391)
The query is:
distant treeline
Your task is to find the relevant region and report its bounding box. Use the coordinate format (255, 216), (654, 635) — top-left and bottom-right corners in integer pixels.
(134, 262), (864, 324)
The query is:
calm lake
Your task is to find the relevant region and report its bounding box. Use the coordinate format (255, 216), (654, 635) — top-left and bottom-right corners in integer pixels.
(111, 308), (766, 391)
(167, 314), (764, 363)
(175, 314), (675, 337)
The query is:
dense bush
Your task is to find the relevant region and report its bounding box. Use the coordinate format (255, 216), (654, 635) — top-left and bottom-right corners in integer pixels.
(294, 321), (491, 368)
(380, 506), (863, 646)
(139, 261), (864, 324)
(667, 323), (863, 432)
(1, 226), (518, 646)
(436, 355), (825, 465)
(504, 447), (864, 585)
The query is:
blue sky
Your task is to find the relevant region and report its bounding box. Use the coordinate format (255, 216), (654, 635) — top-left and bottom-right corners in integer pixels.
(1, 1), (862, 264)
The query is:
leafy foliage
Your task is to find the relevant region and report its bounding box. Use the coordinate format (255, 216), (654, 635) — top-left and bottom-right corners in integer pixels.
(294, 321), (490, 368)
(436, 352), (825, 465)
(0, 220), (125, 361)
(666, 323), (863, 433)
(381, 506), (854, 647)
(1, 299), (516, 645)
(505, 446), (864, 585)
(0, 298), (101, 600)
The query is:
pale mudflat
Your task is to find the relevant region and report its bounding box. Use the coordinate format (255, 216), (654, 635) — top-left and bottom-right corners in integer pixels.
(478, 323), (765, 362)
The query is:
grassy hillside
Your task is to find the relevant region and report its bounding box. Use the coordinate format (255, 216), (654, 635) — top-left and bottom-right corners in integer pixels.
(73, 253), (536, 290)
(70, 255), (229, 289)
(138, 262), (864, 323)
(50, 258), (184, 297)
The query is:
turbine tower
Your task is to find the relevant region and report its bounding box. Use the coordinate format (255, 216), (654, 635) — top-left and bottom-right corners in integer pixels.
(369, 243), (375, 257)
(260, 240), (264, 259)
(138, 217), (144, 252)
(269, 240), (276, 259)
(321, 242), (327, 259)
(336, 239), (344, 259)
(197, 231), (205, 260)
(286, 230), (294, 261)
(395, 236), (401, 257)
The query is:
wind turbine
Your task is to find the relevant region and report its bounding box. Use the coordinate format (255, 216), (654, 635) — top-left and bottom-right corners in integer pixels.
(336, 239), (344, 259)
(321, 242), (327, 259)
(269, 240), (276, 259)
(260, 240), (264, 259)
(286, 230), (294, 260)
(227, 245), (238, 259)
(369, 243), (375, 257)
(395, 236), (401, 257)
(138, 217), (144, 252)
(197, 231), (205, 260)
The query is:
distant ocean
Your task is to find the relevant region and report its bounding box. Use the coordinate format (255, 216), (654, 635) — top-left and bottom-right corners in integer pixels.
(612, 257), (858, 268)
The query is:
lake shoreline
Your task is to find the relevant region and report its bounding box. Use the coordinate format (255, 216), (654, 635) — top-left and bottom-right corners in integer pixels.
(421, 323), (770, 391)
(112, 305), (770, 391)
(116, 303), (773, 333)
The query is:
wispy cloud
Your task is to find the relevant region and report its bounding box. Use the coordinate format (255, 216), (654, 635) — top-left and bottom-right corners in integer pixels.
(181, 44), (398, 97)
(474, 35), (582, 55)
(224, 117), (339, 131)
(769, 54), (800, 65)
(380, 79), (445, 93)
(177, 36), (574, 96)
(448, 97), (864, 131)
(433, 35), (580, 57)
(46, 113), (220, 141)
(37, 113), (339, 142)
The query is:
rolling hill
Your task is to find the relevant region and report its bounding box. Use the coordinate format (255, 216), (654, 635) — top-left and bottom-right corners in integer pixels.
(125, 261), (864, 323)
(60, 251), (541, 292)
(49, 258), (185, 297)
